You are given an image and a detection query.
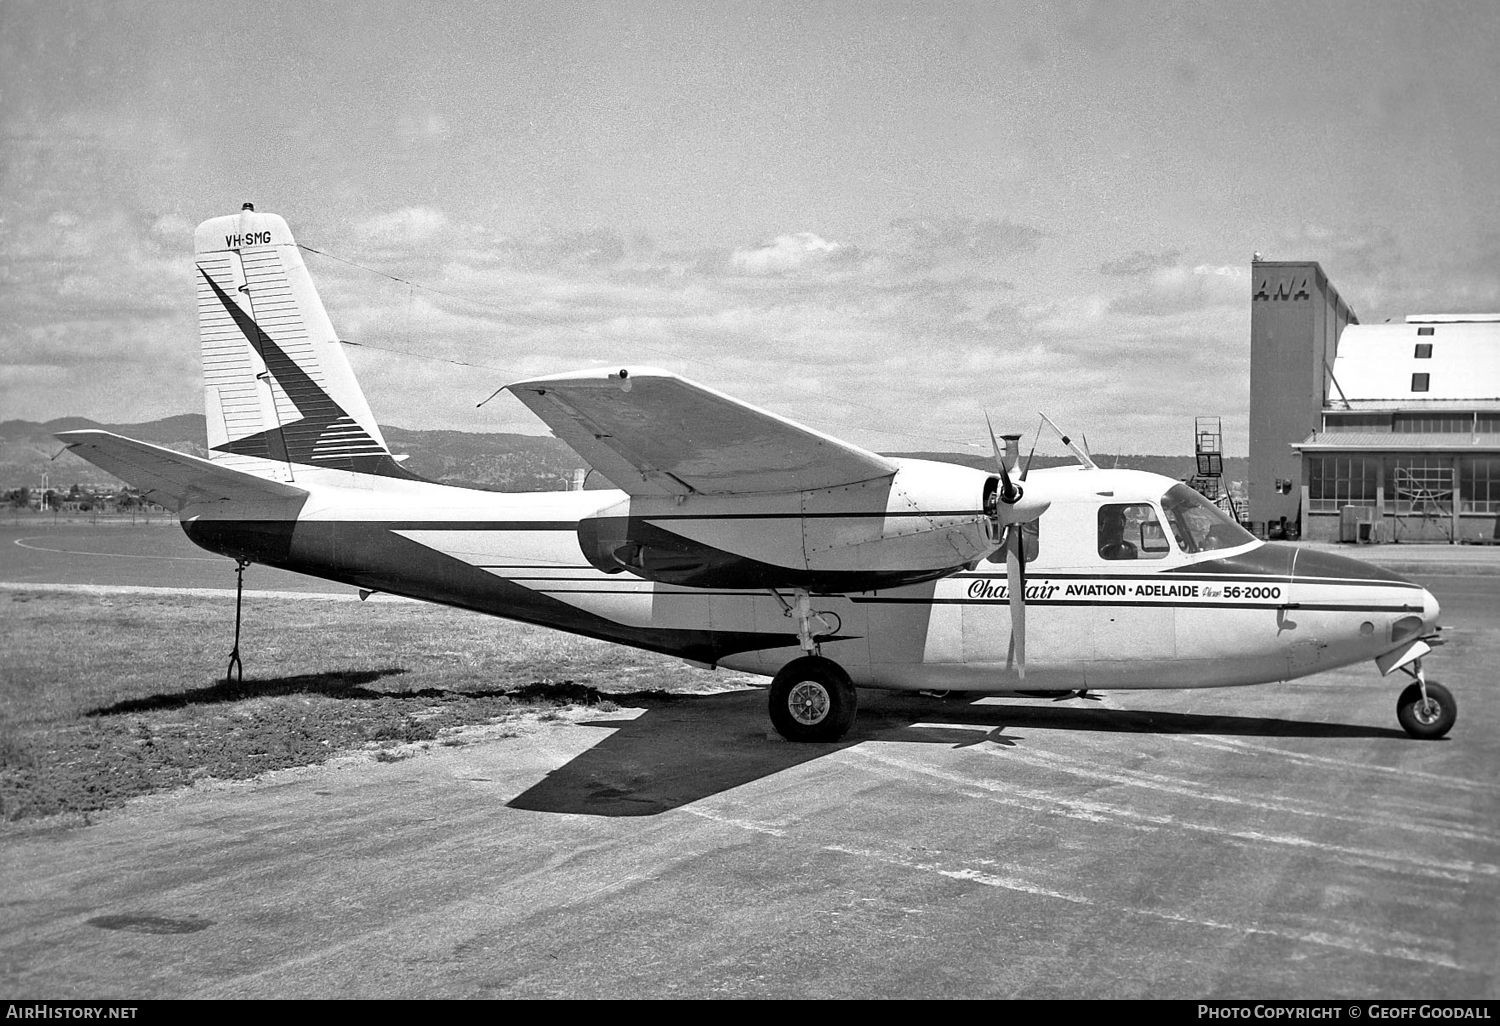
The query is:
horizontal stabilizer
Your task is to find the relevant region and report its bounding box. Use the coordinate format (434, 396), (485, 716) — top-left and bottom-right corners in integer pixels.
(505, 367), (896, 497)
(56, 430), (308, 511)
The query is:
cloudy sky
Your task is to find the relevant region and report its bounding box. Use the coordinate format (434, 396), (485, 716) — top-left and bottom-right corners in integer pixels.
(4, 1), (1498, 456)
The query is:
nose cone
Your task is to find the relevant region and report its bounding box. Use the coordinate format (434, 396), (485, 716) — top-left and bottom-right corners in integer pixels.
(1422, 586), (1442, 632)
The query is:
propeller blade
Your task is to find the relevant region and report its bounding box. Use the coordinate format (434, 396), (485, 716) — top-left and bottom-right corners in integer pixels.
(1006, 523), (1026, 681)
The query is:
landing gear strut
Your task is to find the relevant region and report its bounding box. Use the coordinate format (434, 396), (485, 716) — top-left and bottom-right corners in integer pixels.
(769, 588), (838, 656)
(225, 558), (250, 684)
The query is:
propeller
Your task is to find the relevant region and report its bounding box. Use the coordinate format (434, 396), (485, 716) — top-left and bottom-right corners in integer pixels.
(1004, 515), (1027, 680)
(984, 413), (1036, 681)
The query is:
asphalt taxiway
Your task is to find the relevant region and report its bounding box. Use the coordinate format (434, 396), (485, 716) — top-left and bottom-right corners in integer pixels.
(2, 522), (1497, 998)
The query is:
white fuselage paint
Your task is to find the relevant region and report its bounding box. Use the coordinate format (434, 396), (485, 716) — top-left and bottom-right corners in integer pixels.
(181, 463), (1439, 694)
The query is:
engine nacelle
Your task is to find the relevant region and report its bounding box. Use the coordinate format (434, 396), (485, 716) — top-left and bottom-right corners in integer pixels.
(577, 458), (1003, 591)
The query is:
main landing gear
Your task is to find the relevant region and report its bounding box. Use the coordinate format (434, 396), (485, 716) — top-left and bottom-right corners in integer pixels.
(768, 656), (857, 743)
(767, 589), (854, 742)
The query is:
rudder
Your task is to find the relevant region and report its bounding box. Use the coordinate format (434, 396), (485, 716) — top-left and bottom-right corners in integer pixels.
(195, 205), (414, 480)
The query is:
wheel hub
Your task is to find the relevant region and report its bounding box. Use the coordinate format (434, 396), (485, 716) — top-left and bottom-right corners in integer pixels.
(787, 681), (830, 725)
(1414, 698), (1443, 725)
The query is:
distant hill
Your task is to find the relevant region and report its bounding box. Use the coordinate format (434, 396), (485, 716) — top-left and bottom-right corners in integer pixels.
(0, 415), (590, 492)
(2, 414), (1243, 494)
(891, 451), (1249, 486)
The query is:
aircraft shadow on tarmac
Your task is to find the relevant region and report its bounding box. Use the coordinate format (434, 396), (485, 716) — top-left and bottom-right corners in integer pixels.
(506, 689), (1408, 817)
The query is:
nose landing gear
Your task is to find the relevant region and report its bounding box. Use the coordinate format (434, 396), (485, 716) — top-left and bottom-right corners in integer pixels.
(1396, 675), (1456, 740)
(1378, 645), (1455, 740)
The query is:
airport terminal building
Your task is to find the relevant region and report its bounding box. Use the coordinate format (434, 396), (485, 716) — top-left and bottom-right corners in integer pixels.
(1249, 260), (1500, 543)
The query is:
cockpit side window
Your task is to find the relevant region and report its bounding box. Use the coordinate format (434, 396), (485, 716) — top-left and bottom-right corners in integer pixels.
(1160, 483), (1256, 554)
(1098, 503), (1170, 561)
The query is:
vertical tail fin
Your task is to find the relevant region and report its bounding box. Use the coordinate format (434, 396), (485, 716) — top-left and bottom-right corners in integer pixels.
(195, 205), (414, 480)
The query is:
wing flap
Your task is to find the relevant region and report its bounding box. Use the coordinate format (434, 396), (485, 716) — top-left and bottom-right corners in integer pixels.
(56, 430), (308, 510)
(505, 367), (896, 496)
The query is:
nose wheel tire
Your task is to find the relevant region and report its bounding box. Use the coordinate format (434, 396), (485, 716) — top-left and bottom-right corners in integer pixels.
(1397, 680), (1455, 740)
(769, 656), (857, 743)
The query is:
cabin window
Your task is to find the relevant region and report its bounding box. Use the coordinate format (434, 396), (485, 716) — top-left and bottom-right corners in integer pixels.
(1097, 503), (1169, 560)
(1160, 483), (1256, 553)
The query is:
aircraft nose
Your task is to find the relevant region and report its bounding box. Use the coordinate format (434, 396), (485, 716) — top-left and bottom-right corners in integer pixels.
(1422, 586), (1441, 631)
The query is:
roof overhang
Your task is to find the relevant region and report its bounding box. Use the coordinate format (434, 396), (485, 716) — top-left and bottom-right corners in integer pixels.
(1292, 431), (1500, 453)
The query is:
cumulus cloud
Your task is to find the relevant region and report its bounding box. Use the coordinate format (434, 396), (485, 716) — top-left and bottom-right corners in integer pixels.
(728, 232), (844, 275)
(4, 177), (1251, 452)
(888, 216), (1045, 268)
(1105, 254), (1246, 317)
(351, 206), (452, 245)
(516, 227), (628, 268)
(1099, 249), (1181, 277)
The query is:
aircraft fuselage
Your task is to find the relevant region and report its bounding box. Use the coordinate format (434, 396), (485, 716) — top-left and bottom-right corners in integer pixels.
(179, 463), (1438, 694)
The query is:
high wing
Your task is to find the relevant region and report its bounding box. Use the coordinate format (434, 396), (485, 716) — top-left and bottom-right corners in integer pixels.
(56, 430), (308, 510)
(504, 367), (897, 497)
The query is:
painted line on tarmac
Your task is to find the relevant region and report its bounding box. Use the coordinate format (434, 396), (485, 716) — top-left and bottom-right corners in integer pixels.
(12, 535), (220, 560)
(1187, 734), (1500, 795)
(0, 581), (415, 603)
(825, 842), (1091, 903)
(821, 836), (1463, 970)
(848, 745), (1499, 881)
(682, 806), (789, 837)
(1008, 742), (1500, 848)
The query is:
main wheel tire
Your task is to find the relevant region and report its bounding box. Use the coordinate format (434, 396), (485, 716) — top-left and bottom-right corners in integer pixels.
(1397, 680), (1456, 740)
(768, 656), (857, 743)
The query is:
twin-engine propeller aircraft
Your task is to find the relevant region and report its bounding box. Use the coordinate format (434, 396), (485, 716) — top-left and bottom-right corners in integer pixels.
(58, 206), (1454, 742)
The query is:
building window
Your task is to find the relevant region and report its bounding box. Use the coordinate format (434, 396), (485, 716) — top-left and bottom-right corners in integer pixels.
(1388, 457), (1453, 515)
(1308, 456), (1379, 512)
(1394, 413), (1471, 433)
(1412, 373), (1430, 392)
(1323, 413), (1391, 432)
(1460, 458), (1500, 514)
(1414, 343), (1433, 358)
(1417, 326), (1435, 336)
(1478, 414), (1500, 434)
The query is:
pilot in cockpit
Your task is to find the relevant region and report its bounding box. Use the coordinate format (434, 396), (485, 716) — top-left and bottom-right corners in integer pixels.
(1098, 506), (1138, 561)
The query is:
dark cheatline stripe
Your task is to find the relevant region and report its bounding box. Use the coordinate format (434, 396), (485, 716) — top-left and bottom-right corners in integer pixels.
(181, 518), (802, 664)
(850, 596), (1423, 612)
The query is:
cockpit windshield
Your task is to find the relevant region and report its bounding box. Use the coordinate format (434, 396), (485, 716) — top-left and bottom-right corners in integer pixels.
(1160, 483), (1255, 554)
